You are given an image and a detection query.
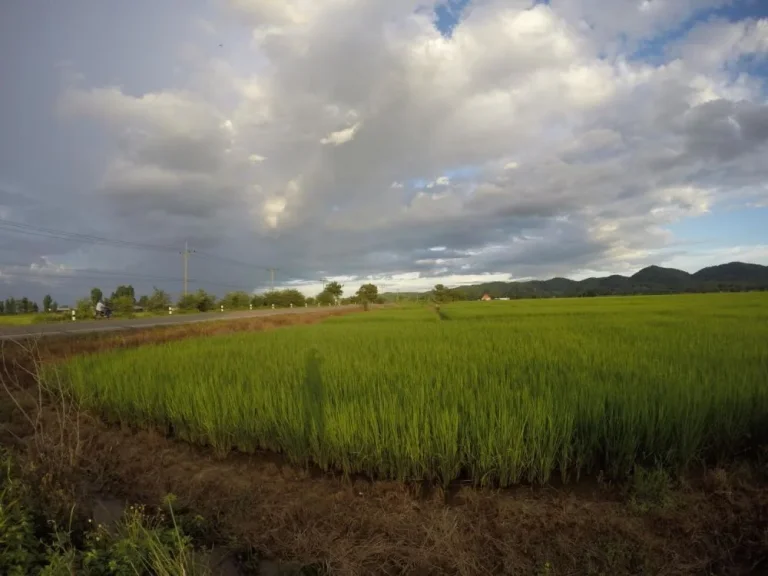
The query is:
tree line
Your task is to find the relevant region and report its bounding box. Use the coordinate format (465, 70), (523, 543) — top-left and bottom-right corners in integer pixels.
(1, 281), (383, 318)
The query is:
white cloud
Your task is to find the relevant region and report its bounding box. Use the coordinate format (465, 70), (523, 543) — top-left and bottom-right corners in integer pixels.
(39, 0), (768, 296)
(320, 123), (362, 146)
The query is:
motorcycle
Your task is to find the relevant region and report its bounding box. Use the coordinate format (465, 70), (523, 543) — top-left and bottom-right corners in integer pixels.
(94, 308), (112, 319)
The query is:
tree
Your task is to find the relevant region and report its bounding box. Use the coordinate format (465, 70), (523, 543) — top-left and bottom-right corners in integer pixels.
(325, 281), (343, 301)
(19, 297), (30, 314)
(0, 301), (4, 314)
(43, 294), (53, 312)
(221, 291), (252, 310)
(305, 297), (316, 306)
(110, 285), (135, 303)
(5, 298), (16, 315)
(31, 302), (39, 313)
(111, 295), (135, 317)
(316, 290), (335, 305)
(176, 293), (198, 312)
(147, 287), (172, 312)
(251, 294), (266, 308)
(263, 289), (305, 308)
(51, 300), (58, 312)
(176, 289), (216, 312)
(432, 284), (449, 304)
(90, 287), (103, 305)
(76, 297), (93, 319)
(137, 294), (150, 309)
(356, 283), (379, 307)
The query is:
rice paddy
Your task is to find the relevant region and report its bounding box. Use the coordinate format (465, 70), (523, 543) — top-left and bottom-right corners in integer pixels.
(53, 293), (768, 486)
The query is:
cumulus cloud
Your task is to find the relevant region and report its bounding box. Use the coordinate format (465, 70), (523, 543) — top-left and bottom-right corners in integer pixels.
(12, 0), (766, 299)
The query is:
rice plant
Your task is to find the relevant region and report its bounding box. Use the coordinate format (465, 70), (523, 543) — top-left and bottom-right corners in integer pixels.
(54, 293), (768, 486)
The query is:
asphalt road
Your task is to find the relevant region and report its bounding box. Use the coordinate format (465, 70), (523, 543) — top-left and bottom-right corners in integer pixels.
(0, 306), (353, 340)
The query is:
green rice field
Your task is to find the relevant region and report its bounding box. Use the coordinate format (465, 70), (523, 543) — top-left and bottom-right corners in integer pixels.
(53, 293), (768, 486)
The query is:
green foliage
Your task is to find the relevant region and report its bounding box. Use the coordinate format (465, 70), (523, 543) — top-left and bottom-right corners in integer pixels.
(627, 466), (674, 512)
(111, 296), (135, 318)
(176, 290), (216, 313)
(356, 283), (378, 304)
(432, 284), (448, 303)
(220, 291), (252, 310)
(147, 287), (172, 312)
(263, 289), (305, 308)
(109, 285), (135, 303)
(76, 298), (93, 320)
(324, 281), (343, 299)
(432, 284), (467, 303)
(316, 290), (335, 306)
(90, 287), (103, 305)
(250, 294), (266, 308)
(3, 298), (15, 314)
(43, 295), (53, 312)
(55, 293), (768, 487)
(0, 457), (41, 575)
(0, 451), (208, 575)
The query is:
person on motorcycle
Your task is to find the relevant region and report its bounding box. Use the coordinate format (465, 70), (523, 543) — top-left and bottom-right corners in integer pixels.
(95, 299), (111, 318)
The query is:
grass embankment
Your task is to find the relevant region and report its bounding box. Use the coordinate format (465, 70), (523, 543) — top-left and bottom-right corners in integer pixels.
(52, 293), (768, 486)
(0, 315), (39, 326)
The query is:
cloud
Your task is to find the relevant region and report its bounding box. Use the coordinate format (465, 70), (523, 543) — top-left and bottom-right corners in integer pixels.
(320, 123), (362, 146)
(5, 0), (766, 302)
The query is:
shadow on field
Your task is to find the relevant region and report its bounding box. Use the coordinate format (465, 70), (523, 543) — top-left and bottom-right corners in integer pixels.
(302, 348), (326, 467)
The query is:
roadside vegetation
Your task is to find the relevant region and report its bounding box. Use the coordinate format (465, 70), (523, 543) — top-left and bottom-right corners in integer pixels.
(0, 454), (209, 576)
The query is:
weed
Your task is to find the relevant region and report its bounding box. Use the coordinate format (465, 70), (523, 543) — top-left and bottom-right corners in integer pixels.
(627, 466), (674, 512)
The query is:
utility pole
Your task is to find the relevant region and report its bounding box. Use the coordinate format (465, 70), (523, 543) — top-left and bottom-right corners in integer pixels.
(182, 241), (195, 296)
(267, 268), (278, 291)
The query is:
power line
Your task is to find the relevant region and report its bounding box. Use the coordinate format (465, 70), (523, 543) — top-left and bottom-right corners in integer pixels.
(0, 219), (329, 293)
(0, 219), (293, 279)
(0, 219), (181, 253)
(0, 265), (189, 283)
(0, 262), (268, 296)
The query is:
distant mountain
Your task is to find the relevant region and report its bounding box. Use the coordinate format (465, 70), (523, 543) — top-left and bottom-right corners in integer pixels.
(693, 262), (768, 284)
(631, 265), (692, 287)
(384, 262), (768, 301)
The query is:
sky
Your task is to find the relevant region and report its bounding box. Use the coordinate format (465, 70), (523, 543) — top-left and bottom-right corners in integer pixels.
(1, 0), (768, 303)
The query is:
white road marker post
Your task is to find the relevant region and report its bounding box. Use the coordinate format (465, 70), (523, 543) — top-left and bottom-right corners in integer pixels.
(250, 304), (253, 310)
(220, 305), (224, 312)
(169, 306), (173, 315)
(271, 304), (275, 310)
(71, 310), (76, 322)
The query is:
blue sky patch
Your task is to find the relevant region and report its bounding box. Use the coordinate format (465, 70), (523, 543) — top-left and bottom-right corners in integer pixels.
(434, 0), (471, 37)
(667, 204), (768, 247)
(630, 0), (768, 65)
